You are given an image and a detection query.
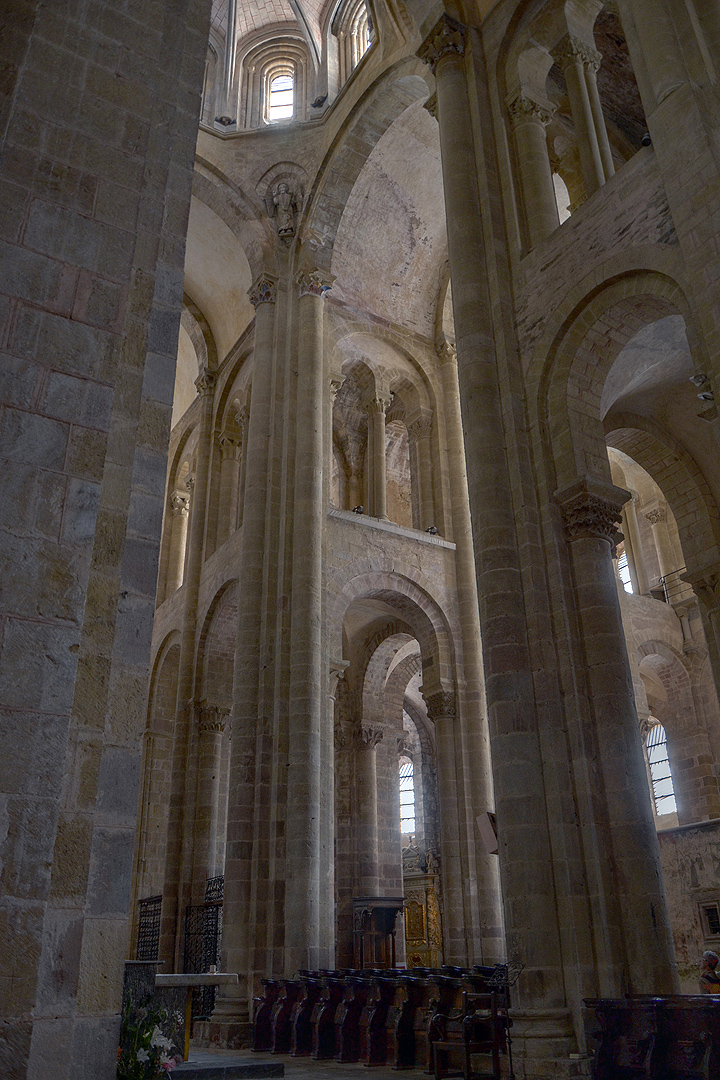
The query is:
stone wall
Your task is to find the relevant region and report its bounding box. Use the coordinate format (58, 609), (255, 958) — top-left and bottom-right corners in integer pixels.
(658, 820), (720, 992)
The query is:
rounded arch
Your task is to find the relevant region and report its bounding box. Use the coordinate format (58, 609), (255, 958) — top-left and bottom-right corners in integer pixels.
(606, 416), (720, 574)
(535, 265), (694, 491)
(299, 58), (430, 270)
(327, 566), (456, 698)
(196, 579), (240, 707)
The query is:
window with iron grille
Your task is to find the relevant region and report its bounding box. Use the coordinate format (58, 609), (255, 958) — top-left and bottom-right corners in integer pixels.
(701, 902), (720, 938)
(399, 756), (415, 836)
(137, 895), (162, 961)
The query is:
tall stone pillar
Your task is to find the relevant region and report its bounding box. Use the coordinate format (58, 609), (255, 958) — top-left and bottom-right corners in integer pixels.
(508, 93), (559, 245)
(216, 432), (242, 545)
(644, 506), (690, 602)
(419, 17), (569, 1035)
(436, 342), (503, 963)
(286, 269), (333, 972)
(553, 37), (610, 195)
(165, 490), (190, 596)
(159, 368), (215, 965)
(217, 274), (277, 1033)
(556, 477), (678, 994)
(366, 393), (391, 519)
(193, 703), (229, 889)
(622, 496), (648, 595)
(356, 723), (384, 896)
(407, 415), (435, 530)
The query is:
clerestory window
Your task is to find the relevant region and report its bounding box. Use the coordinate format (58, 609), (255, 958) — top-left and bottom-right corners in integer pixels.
(646, 719), (677, 816)
(268, 73), (294, 121)
(617, 546), (633, 593)
(399, 756), (415, 836)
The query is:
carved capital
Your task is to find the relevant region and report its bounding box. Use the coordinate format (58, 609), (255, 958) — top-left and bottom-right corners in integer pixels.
(555, 477), (630, 545)
(248, 274), (278, 308)
(408, 416), (433, 440)
(684, 564), (720, 612)
(424, 690), (456, 721)
(358, 722), (384, 748)
(366, 393), (392, 417)
(219, 432), (242, 461)
(296, 268), (333, 298)
(508, 93), (555, 128)
(170, 490), (190, 516)
(195, 368), (216, 397)
(198, 703), (229, 734)
(418, 15), (466, 73)
(553, 35), (602, 73)
(644, 507), (667, 526)
(423, 92), (438, 121)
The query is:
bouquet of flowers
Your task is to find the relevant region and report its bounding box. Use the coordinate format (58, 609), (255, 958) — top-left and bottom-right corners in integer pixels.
(117, 995), (183, 1078)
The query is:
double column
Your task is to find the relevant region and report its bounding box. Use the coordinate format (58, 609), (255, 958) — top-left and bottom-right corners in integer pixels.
(553, 35), (614, 197)
(366, 391), (391, 519)
(164, 489), (190, 596)
(355, 722), (384, 896)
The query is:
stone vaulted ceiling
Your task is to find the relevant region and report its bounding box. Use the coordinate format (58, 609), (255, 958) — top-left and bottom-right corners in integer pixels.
(211, 0), (329, 47)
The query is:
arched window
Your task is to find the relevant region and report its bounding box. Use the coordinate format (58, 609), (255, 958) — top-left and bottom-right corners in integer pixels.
(399, 756), (415, 836)
(617, 543), (633, 593)
(646, 719), (677, 816)
(268, 72), (294, 121)
(332, 0), (374, 88)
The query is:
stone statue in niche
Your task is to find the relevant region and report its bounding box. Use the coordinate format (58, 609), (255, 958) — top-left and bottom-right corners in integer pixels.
(268, 181), (301, 240)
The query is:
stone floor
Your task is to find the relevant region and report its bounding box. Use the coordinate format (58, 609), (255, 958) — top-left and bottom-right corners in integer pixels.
(177, 1048), (427, 1080)
(179, 1045), (427, 1080)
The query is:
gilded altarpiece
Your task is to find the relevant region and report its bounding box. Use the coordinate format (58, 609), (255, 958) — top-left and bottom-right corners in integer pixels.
(402, 845), (443, 968)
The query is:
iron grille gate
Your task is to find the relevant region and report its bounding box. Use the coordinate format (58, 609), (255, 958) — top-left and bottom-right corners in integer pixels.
(183, 876), (224, 1021)
(137, 895), (162, 961)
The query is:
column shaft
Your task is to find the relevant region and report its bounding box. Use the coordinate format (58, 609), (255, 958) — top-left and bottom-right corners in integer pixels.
(165, 492), (189, 596)
(193, 706), (227, 889)
(367, 397), (390, 520)
(408, 417), (435, 530)
(356, 724), (382, 896)
(286, 273), (331, 972)
(216, 436), (241, 545)
(509, 96), (559, 245)
(557, 42), (606, 195)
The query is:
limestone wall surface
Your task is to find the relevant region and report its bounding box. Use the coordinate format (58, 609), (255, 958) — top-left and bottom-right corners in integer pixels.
(658, 820), (720, 992)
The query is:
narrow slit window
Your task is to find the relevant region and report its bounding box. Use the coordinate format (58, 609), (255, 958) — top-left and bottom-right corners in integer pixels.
(399, 757), (415, 836)
(646, 721), (677, 816)
(269, 74), (294, 120)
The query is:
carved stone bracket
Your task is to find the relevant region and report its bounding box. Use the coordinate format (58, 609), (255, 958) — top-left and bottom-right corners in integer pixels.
(553, 35), (602, 73)
(418, 14), (466, 72)
(296, 269), (334, 298)
(508, 93), (555, 129)
(195, 368), (216, 397)
(555, 477), (630, 545)
(423, 690), (456, 721)
(198, 702), (229, 734)
(358, 722), (384, 748)
(436, 340), (457, 365)
(248, 274), (278, 308)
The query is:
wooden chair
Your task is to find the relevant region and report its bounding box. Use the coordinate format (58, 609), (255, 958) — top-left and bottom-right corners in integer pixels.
(429, 991), (506, 1080)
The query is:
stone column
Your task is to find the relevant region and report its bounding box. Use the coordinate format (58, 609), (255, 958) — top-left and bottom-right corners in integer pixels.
(286, 269), (333, 972)
(556, 477), (678, 994)
(216, 432), (242, 546)
(407, 415), (435, 530)
(165, 490), (190, 596)
(622, 495), (648, 595)
(419, 16), (568, 1025)
(236, 406), (248, 528)
(159, 368), (215, 966)
(193, 703), (229, 888)
(508, 93), (559, 245)
(356, 723), (384, 896)
(216, 0), (238, 126)
(645, 505), (689, 603)
(366, 392), (391, 520)
(683, 563), (720, 701)
(217, 274), (277, 1032)
(553, 36), (610, 195)
(328, 373), (346, 507)
(436, 342), (503, 963)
